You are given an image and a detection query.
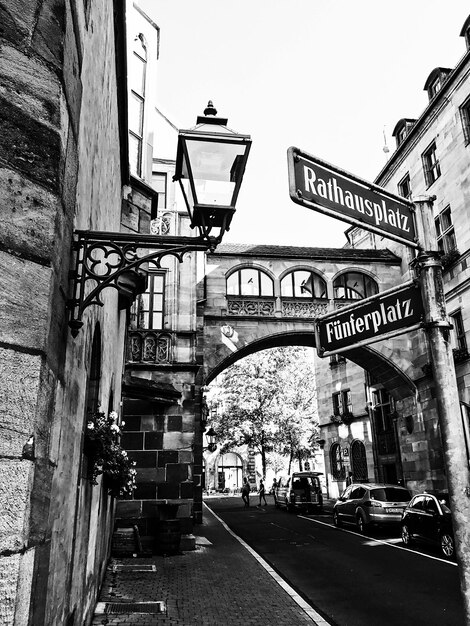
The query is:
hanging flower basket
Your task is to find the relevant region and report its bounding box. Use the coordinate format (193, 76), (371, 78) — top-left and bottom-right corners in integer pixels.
(84, 410), (137, 497)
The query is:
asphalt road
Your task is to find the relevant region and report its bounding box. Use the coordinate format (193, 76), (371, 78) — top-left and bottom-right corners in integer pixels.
(206, 496), (466, 626)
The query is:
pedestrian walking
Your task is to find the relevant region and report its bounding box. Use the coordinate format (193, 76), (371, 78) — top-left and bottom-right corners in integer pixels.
(271, 477), (278, 505)
(241, 478), (250, 507)
(259, 479), (267, 506)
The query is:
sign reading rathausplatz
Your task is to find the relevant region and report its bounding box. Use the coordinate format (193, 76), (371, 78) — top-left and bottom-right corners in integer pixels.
(287, 146), (418, 248)
(315, 281), (424, 356)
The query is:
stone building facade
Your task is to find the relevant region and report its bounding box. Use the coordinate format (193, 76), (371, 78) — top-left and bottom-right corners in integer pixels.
(0, 1), (135, 624)
(315, 14), (470, 499)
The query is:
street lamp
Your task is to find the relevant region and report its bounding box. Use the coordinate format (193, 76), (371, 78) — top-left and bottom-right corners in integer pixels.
(205, 427), (217, 453)
(174, 101), (252, 249)
(67, 102), (251, 334)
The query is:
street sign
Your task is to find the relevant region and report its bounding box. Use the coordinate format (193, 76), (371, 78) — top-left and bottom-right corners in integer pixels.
(315, 281), (424, 356)
(287, 146), (418, 248)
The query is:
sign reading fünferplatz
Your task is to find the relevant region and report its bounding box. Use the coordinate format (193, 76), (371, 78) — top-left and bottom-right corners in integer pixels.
(315, 281), (424, 356)
(287, 147), (418, 248)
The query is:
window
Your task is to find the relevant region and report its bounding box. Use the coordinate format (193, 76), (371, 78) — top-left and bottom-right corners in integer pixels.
(350, 486), (366, 499)
(460, 97), (470, 145)
(330, 443), (346, 481)
(280, 270), (327, 299)
(428, 76), (441, 100)
(450, 311), (467, 352)
(398, 173), (411, 199)
(226, 269), (274, 297)
(422, 141), (441, 187)
(152, 172), (167, 210)
(371, 388), (396, 454)
(351, 440), (368, 482)
(434, 206), (456, 254)
(129, 34), (147, 177)
(329, 354), (346, 367)
(138, 271), (165, 329)
(332, 390), (352, 416)
(333, 272), (378, 300)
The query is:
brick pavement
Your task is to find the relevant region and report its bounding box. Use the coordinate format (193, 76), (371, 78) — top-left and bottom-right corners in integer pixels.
(91, 504), (329, 626)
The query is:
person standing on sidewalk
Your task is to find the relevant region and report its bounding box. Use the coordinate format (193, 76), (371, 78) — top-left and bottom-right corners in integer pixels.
(241, 478), (250, 507)
(258, 479), (267, 506)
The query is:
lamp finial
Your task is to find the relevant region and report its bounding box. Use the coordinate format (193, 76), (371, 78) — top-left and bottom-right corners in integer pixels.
(204, 100), (217, 116)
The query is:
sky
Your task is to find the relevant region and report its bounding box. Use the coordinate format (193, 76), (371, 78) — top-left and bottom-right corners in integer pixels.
(139, 1), (469, 248)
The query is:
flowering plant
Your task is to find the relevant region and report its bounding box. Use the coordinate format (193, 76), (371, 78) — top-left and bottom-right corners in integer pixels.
(85, 410), (136, 497)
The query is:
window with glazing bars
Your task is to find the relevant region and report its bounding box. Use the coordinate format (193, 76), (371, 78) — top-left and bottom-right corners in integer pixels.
(280, 270), (327, 298)
(332, 390), (352, 416)
(422, 141), (441, 187)
(434, 206), (456, 254)
(397, 173), (411, 199)
(138, 272), (165, 329)
(460, 97), (470, 145)
(129, 34), (147, 177)
(333, 272), (378, 300)
(450, 311), (467, 351)
(226, 269), (274, 296)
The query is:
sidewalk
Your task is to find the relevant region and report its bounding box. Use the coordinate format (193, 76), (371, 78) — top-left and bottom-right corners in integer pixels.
(91, 503), (331, 626)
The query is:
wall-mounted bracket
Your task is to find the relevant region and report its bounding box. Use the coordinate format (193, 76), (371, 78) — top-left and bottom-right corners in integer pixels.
(67, 230), (210, 337)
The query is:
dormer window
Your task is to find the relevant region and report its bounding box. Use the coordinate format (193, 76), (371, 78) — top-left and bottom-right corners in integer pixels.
(459, 15), (470, 51)
(392, 119), (416, 148)
(423, 68), (452, 102)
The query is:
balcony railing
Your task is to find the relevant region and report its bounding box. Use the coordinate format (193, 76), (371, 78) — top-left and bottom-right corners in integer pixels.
(127, 330), (173, 364)
(281, 298), (328, 318)
(226, 296), (329, 318)
(227, 296), (275, 316)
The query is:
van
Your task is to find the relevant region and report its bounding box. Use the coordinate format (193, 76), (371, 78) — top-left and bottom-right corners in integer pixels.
(275, 471), (323, 513)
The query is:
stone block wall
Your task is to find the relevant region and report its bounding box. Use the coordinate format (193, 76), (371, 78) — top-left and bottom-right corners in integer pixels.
(117, 402), (195, 537)
(0, 1), (128, 625)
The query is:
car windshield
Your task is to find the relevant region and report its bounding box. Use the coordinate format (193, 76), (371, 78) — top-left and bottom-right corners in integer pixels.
(370, 488), (411, 502)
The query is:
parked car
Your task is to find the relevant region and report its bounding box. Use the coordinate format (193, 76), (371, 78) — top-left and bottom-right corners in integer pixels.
(333, 483), (412, 533)
(275, 471), (323, 513)
(401, 492), (455, 558)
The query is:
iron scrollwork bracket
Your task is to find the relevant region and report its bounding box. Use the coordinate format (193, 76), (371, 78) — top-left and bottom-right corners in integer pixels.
(67, 230), (210, 337)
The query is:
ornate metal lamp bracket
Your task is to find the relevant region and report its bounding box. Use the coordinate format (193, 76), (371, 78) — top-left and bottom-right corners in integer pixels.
(67, 230), (210, 337)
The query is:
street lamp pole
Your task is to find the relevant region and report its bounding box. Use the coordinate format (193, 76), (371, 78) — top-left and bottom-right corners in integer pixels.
(413, 196), (470, 620)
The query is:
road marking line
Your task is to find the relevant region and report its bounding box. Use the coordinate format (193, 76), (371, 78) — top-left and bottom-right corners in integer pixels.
(204, 502), (332, 626)
(298, 515), (458, 566)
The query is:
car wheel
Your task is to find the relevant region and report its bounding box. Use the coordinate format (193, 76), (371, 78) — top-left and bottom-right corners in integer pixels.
(333, 510), (342, 527)
(356, 513), (368, 534)
(401, 524), (413, 546)
(440, 532), (455, 558)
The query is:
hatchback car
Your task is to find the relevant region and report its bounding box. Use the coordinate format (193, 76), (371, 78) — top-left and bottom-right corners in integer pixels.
(333, 483), (411, 533)
(401, 493), (455, 558)
(275, 471), (323, 513)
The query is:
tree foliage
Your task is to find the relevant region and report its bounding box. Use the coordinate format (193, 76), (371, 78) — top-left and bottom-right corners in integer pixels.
(207, 347), (319, 477)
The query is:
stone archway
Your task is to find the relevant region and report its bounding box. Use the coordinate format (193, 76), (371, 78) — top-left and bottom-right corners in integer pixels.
(204, 330), (416, 402)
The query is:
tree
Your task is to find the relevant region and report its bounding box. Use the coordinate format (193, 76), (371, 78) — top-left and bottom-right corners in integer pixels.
(275, 350), (319, 472)
(207, 347), (319, 479)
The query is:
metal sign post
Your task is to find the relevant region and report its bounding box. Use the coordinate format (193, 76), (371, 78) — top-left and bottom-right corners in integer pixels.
(413, 196), (470, 620)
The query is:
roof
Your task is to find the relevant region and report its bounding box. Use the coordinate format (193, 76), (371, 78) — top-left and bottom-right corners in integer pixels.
(211, 243), (401, 264)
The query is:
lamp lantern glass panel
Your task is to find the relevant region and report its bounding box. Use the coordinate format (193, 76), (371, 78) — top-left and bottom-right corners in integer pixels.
(175, 108), (251, 242)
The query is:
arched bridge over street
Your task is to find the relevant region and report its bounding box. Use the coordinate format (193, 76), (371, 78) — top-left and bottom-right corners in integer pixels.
(200, 243), (420, 400)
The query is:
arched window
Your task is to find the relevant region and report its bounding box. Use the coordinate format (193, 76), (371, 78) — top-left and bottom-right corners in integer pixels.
(281, 270), (327, 299)
(226, 268), (274, 297)
(351, 440), (368, 482)
(330, 443), (346, 481)
(333, 272), (378, 300)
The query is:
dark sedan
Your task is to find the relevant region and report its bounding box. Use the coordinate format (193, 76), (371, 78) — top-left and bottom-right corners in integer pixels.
(401, 493), (455, 558)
